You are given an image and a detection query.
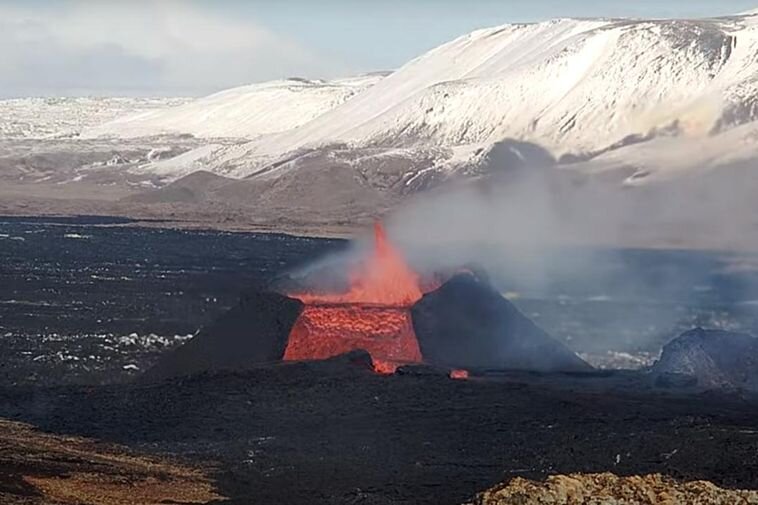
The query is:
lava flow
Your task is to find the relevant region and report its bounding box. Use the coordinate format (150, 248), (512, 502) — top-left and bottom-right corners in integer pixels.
(284, 222), (424, 373)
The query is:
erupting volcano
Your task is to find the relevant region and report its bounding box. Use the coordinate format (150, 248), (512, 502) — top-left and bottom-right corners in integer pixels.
(284, 222), (425, 373)
(145, 222), (591, 382)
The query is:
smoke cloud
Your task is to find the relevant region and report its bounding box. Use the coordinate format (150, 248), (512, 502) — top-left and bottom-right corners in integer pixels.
(369, 139), (758, 358)
(282, 135), (758, 362)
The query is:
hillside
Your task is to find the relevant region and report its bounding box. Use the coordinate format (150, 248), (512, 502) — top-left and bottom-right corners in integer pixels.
(82, 74), (388, 140)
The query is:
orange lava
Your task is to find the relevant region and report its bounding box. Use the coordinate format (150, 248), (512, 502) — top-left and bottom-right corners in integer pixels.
(285, 222), (426, 372)
(449, 369), (470, 380)
(294, 222), (423, 306)
(371, 359), (402, 375)
(283, 305), (422, 369)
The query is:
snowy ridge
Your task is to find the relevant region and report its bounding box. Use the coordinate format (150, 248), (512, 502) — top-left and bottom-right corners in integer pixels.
(82, 74), (387, 140)
(201, 13), (758, 178)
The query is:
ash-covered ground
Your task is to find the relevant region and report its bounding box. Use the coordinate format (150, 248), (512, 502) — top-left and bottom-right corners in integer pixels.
(2, 215), (757, 385)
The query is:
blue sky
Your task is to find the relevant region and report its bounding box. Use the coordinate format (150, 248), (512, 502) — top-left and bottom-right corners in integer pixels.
(1, 0), (756, 97)
(241, 0), (758, 71)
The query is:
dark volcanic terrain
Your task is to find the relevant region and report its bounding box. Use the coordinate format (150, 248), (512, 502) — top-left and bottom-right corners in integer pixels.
(2, 217), (758, 504)
(3, 216), (758, 384)
(0, 216), (344, 385)
(2, 358), (758, 504)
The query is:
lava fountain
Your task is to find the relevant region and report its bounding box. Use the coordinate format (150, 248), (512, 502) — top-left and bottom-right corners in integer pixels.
(284, 222), (427, 373)
(293, 221), (423, 306)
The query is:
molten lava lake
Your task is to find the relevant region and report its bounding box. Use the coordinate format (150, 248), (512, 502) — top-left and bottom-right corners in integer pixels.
(283, 303), (422, 373)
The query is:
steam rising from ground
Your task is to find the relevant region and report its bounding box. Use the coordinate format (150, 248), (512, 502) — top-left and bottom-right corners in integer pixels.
(389, 143), (758, 356)
(392, 149), (758, 259)
(290, 139), (758, 360)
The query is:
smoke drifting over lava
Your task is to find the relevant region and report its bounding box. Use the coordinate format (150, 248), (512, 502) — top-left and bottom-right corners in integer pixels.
(283, 144), (758, 363)
(281, 221), (590, 375)
(292, 222), (424, 306)
(145, 219), (594, 380)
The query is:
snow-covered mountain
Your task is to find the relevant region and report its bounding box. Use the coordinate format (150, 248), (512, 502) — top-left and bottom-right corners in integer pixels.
(73, 12), (758, 186)
(82, 74), (387, 140)
(188, 13), (758, 180)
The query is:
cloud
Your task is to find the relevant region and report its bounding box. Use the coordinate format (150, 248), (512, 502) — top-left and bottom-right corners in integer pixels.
(0, 1), (345, 97)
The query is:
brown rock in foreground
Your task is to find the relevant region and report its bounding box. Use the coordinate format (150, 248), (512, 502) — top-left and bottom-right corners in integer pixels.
(0, 419), (223, 505)
(469, 472), (758, 505)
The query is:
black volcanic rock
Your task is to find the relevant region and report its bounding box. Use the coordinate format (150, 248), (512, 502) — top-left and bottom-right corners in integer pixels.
(411, 273), (592, 372)
(652, 328), (758, 392)
(142, 289), (303, 382)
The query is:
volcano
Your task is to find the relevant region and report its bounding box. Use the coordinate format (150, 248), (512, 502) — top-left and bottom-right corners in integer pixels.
(284, 222), (425, 373)
(412, 273), (592, 372)
(141, 289), (303, 382)
(144, 223), (590, 381)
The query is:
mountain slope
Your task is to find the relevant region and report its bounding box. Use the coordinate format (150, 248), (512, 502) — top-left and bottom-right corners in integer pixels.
(82, 74), (387, 140)
(204, 14), (758, 178)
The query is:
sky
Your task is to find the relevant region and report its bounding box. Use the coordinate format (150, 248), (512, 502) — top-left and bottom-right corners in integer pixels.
(1, 0), (756, 97)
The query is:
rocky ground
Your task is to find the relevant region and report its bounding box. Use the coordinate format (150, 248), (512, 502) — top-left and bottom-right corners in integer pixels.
(470, 472), (758, 505)
(2, 358), (758, 504)
(0, 419), (222, 505)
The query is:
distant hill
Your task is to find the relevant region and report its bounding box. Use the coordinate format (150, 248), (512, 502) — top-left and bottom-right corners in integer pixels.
(82, 74), (387, 140)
